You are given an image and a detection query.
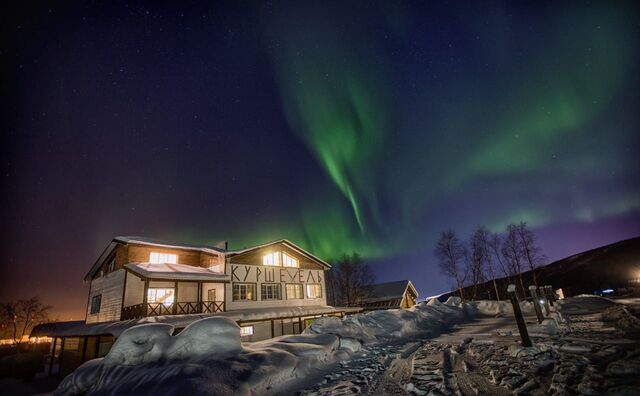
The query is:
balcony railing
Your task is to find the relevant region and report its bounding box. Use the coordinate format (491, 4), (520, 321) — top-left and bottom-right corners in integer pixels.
(121, 301), (225, 321)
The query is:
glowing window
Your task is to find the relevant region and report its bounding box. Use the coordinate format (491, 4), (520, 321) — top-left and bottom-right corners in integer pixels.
(147, 288), (175, 305)
(261, 284), (282, 300)
(306, 284), (322, 299)
(149, 252), (178, 264)
(282, 253), (298, 268)
(240, 326), (254, 337)
(286, 284), (303, 300)
(263, 252), (280, 266)
(232, 283), (256, 301)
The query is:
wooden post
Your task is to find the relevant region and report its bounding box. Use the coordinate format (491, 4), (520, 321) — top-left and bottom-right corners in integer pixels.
(270, 319), (274, 338)
(57, 337), (65, 379)
(48, 337), (57, 376)
(528, 285), (544, 324)
(538, 286), (550, 316)
(142, 279), (149, 317)
(544, 285), (555, 306)
(173, 281), (178, 315)
(507, 284), (532, 347)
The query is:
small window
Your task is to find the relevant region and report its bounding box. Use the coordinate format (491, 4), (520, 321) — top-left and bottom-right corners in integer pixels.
(286, 284), (303, 300)
(90, 295), (102, 314)
(149, 252), (178, 264)
(233, 283), (256, 301)
(107, 258), (116, 273)
(263, 252), (280, 266)
(282, 253), (298, 268)
(240, 325), (254, 337)
(261, 284), (282, 300)
(306, 284), (322, 299)
(147, 288), (175, 305)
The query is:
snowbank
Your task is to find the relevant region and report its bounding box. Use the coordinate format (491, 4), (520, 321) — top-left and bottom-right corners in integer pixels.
(53, 299), (516, 395)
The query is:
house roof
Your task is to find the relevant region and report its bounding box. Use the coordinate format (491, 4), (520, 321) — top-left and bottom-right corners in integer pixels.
(226, 239), (331, 269)
(363, 280), (418, 302)
(124, 263), (230, 281)
(31, 305), (362, 338)
(114, 236), (226, 253)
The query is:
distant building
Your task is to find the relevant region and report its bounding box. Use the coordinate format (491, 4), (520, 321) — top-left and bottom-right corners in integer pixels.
(359, 280), (418, 311)
(33, 236), (358, 378)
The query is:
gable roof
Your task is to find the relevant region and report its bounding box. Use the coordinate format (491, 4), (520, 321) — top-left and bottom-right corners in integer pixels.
(363, 280), (418, 301)
(226, 239), (331, 269)
(124, 263), (230, 281)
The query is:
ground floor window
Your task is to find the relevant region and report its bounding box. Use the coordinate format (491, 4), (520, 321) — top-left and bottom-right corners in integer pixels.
(240, 325), (254, 336)
(286, 284), (303, 300)
(90, 295), (101, 314)
(306, 284), (322, 299)
(261, 283), (281, 300)
(147, 288), (175, 305)
(233, 283), (256, 301)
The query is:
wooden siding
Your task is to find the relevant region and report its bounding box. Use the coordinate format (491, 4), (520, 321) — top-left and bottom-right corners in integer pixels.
(228, 242), (325, 270)
(123, 272), (145, 308)
(86, 269), (125, 323)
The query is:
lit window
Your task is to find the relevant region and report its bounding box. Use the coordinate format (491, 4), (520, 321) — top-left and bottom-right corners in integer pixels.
(263, 252), (280, 266)
(233, 283), (256, 301)
(240, 326), (254, 337)
(306, 284), (322, 299)
(149, 252), (178, 264)
(147, 288), (175, 305)
(261, 284), (282, 300)
(282, 253), (298, 268)
(90, 295), (101, 314)
(286, 284), (303, 300)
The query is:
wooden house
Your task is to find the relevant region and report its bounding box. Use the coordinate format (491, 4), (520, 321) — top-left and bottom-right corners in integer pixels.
(33, 236), (358, 378)
(359, 280), (418, 311)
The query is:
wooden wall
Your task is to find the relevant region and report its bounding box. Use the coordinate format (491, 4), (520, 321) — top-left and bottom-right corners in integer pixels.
(86, 269), (125, 323)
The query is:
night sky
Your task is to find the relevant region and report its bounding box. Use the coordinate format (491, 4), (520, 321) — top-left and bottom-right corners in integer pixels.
(2, 1), (639, 320)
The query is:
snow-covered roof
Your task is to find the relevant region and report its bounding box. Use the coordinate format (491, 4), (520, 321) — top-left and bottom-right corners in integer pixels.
(114, 236), (226, 254)
(125, 263), (230, 281)
(363, 280), (418, 302)
(226, 239), (331, 269)
(31, 305), (361, 338)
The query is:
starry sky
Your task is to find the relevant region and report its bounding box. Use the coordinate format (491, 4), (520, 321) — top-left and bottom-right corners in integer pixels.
(1, 1), (639, 319)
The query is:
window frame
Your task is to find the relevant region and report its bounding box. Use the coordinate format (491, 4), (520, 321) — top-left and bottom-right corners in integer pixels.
(232, 283), (257, 301)
(90, 295), (102, 314)
(260, 283), (282, 300)
(285, 283), (304, 300)
(147, 287), (175, 305)
(149, 252), (178, 264)
(306, 283), (322, 299)
(240, 325), (254, 337)
(263, 252), (281, 266)
(282, 252), (299, 268)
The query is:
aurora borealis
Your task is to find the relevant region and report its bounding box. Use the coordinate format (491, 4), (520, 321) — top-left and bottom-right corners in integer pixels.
(1, 1), (639, 318)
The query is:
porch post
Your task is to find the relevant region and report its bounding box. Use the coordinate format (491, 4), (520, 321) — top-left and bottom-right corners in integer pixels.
(142, 279), (149, 317)
(173, 281), (178, 315)
(57, 337), (65, 379)
(48, 337), (57, 375)
(197, 282), (202, 313)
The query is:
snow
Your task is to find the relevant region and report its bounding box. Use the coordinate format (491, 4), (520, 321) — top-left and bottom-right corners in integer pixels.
(124, 262), (229, 281)
(54, 298), (476, 395)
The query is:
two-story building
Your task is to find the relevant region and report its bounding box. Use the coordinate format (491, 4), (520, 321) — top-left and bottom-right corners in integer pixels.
(33, 236), (358, 378)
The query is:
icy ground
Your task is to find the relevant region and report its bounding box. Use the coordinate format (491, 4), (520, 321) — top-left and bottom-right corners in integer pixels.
(300, 296), (640, 395)
(52, 297), (640, 395)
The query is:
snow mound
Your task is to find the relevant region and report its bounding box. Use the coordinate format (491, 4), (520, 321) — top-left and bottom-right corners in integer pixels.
(54, 299), (514, 395)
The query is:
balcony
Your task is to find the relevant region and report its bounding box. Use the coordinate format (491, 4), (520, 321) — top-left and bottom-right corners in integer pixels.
(121, 301), (225, 320)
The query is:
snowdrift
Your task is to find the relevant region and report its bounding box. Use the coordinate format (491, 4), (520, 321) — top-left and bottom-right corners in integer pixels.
(54, 299), (523, 395)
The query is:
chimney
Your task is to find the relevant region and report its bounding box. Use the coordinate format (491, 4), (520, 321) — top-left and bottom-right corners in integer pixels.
(215, 240), (228, 250)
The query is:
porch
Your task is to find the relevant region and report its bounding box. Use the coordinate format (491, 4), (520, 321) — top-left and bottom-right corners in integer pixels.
(120, 262), (230, 320)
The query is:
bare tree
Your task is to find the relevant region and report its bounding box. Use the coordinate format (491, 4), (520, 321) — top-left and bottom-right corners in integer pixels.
(488, 232), (513, 283)
(329, 253), (376, 306)
(468, 228), (489, 300)
(0, 297), (51, 345)
(502, 224), (527, 298)
(435, 230), (468, 301)
(515, 221), (546, 287)
(472, 226), (501, 301)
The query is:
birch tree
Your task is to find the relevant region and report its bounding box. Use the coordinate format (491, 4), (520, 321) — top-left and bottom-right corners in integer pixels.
(435, 230), (468, 301)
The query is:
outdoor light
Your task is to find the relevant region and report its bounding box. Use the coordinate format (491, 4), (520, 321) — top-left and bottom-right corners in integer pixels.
(539, 299), (545, 304)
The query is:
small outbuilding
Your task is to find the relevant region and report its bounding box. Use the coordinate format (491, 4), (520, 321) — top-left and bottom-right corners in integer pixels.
(360, 280), (419, 311)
